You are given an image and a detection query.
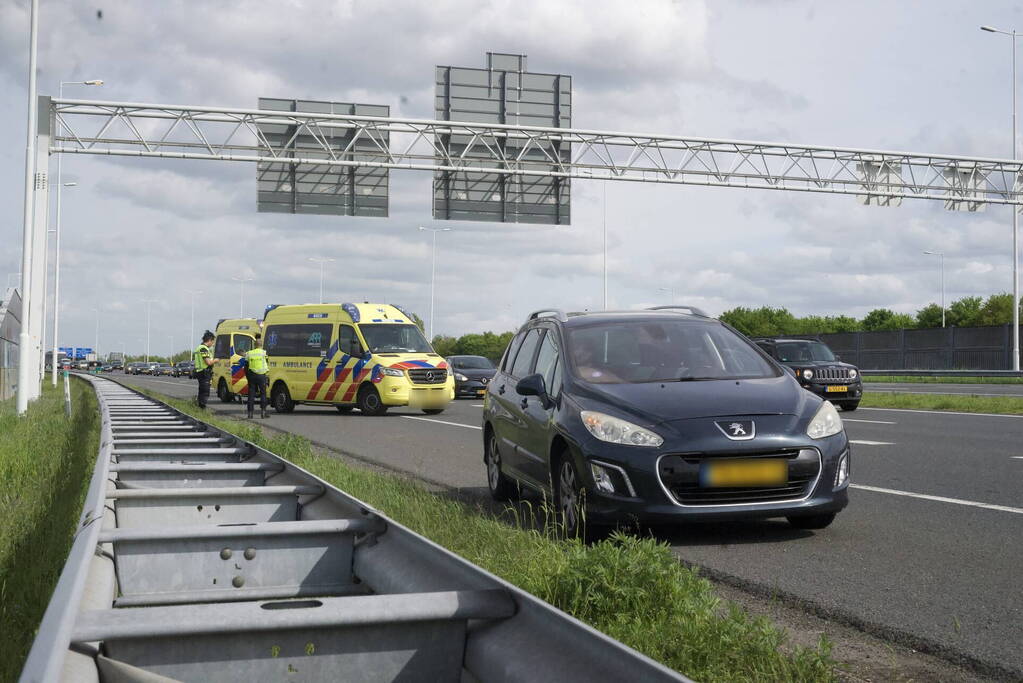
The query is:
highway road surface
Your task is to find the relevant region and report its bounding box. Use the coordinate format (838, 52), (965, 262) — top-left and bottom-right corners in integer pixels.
(117, 373), (1023, 679)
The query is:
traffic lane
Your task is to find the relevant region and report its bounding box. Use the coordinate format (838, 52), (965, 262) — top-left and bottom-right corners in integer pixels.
(866, 382), (1023, 397)
(115, 374), (489, 491)
(662, 490), (1023, 678)
(842, 409), (1023, 508)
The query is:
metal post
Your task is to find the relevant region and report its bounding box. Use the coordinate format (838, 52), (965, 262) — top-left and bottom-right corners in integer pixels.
(1013, 31), (1020, 371)
(232, 276), (253, 318)
(142, 299), (157, 363)
(28, 96), (51, 400)
(51, 174), (64, 387)
(188, 290), (202, 348)
(307, 258), (334, 304)
(63, 368), (71, 417)
(602, 180), (607, 310)
(940, 252), (945, 328)
(92, 308), (100, 358)
(16, 0), (39, 415)
(418, 227), (450, 339)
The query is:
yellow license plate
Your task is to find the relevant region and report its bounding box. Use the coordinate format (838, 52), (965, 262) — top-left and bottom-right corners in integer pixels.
(477, 389), (486, 396)
(702, 459), (787, 487)
(825, 385), (848, 392)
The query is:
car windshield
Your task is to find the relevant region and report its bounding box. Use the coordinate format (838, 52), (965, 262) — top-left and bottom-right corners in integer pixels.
(566, 319), (779, 384)
(453, 356), (494, 370)
(359, 324), (433, 353)
(775, 341), (836, 362)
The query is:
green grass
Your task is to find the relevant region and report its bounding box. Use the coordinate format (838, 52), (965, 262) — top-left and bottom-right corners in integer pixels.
(0, 378), (99, 683)
(864, 375), (1023, 384)
(148, 391), (837, 682)
(861, 391), (1023, 414)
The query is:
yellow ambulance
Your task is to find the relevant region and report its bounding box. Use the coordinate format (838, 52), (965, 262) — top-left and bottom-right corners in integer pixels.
(262, 303), (453, 416)
(211, 318), (260, 403)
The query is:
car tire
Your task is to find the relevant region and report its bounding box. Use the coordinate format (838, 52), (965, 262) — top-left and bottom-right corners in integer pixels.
(217, 379), (233, 404)
(786, 513), (836, 530)
(422, 408), (445, 415)
(484, 429), (517, 501)
(271, 382), (295, 413)
(356, 385), (388, 416)
(554, 456), (588, 539)
(335, 405), (354, 414)
(840, 401), (859, 412)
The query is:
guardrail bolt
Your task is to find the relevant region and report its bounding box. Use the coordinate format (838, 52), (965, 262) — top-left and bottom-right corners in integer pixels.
(232, 576), (245, 588)
(220, 548), (233, 560)
(244, 547), (256, 560)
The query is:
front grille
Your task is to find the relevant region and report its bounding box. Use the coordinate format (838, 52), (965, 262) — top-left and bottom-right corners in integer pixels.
(658, 448), (821, 506)
(408, 368), (448, 385)
(812, 367), (852, 383)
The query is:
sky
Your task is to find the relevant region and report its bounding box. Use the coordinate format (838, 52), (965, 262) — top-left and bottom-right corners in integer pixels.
(2, 0), (1023, 357)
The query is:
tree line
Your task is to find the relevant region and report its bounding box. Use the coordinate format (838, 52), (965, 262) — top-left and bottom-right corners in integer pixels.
(719, 293), (1023, 338)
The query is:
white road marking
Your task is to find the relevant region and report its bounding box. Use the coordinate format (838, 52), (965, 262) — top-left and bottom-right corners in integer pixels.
(850, 484), (1023, 515)
(1013, 456), (1023, 460)
(860, 407), (1023, 419)
(471, 404), (485, 407)
(401, 416), (482, 430)
(849, 440), (894, 446)
(843, 418), (896, 424)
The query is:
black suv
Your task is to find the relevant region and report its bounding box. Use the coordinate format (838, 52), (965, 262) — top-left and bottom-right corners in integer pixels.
(449, 355), (497, 398)
(482, 307), (850, 537)
(753, 338), (862, 411)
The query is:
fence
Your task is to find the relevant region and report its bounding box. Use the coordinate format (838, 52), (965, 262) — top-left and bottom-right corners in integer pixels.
(0, 287), (22, 402)
(820, 324), (1023, 371)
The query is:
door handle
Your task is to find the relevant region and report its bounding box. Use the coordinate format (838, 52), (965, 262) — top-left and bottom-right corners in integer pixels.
(520, 397), (528, 409)
(498, 384), (506, 395)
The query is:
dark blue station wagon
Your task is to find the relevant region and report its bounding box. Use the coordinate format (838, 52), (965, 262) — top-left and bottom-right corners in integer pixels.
(482, 307), (851, 537)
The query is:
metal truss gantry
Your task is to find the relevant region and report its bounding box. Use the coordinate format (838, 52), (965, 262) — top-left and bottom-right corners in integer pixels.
(49, 97), (1023, 207)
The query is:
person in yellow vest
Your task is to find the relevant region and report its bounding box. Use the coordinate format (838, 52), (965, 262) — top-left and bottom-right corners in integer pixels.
(242, 333), (270, 419)
(193, 330), (216, 409)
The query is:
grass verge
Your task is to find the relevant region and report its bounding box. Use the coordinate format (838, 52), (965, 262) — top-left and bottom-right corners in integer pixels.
(864, 375), (1023, 385)
(860, 391), (1023, 414)
(0, 378), (99, 683)
(146, 389), (837, 682)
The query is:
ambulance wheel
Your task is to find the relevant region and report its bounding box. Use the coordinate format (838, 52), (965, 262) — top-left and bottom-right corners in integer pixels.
(357, 385), (388, 416)
(271, 382), (295, 413)
(335, 405), (354, 414)
(422, 408), (444, 415)
(217, 379), (233, 404)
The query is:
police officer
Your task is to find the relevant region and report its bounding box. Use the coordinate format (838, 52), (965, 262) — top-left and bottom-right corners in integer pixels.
(241, 333), (270, 419)
(193, 331), (215, 408)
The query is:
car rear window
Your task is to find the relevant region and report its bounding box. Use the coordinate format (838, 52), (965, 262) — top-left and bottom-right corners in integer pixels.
(566, 319), (779, 384)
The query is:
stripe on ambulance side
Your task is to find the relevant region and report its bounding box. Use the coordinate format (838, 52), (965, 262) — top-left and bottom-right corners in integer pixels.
(340, 357), (372, 403)
(322, 354), (353, 402)
(306, 340), (341, 400)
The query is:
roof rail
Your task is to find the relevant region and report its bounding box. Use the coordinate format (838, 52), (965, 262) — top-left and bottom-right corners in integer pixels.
(647, 305), (710, 318)
(526, 309), (568, 322)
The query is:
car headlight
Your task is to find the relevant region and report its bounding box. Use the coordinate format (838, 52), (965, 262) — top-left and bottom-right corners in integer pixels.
(848, 369), (858, 379)
(455, 373), (468, 381)
(806, 401), (843, 439)
(580, 411), (663, 447)
(381, 367), (404, 377)
(802, 369), (814, 380)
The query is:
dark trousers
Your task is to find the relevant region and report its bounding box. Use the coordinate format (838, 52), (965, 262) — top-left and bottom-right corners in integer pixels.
(196, 368), (211, 408)
(246, 371), (268, 415)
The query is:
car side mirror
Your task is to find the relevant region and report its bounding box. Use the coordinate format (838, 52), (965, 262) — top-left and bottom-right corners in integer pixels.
(834, 354), (842, 362)
(783, 365), (797, 377)
(516, 373), (553, 409)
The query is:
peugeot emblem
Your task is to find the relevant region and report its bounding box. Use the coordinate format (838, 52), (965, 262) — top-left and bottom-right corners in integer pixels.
(715, 419), (756, 441)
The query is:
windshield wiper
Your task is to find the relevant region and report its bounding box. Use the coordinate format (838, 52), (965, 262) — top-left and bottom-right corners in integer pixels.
(677, 377), (718, 382)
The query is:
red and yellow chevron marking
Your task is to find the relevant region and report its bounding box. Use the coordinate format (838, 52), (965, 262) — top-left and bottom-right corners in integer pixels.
(340, 368), (372, 403)
(230, 365), (249, 395)
(306, 366), (335, 401)
(323, 366), (353, 402)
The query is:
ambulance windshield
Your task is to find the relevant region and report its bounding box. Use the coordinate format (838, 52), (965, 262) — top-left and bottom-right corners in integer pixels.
(360, 324), (433, 354)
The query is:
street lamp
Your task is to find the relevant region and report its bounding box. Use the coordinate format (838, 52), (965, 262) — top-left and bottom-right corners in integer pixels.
(923, 251), (945, 328)
(187, 289), (203, 348)
(50, 181), (77, 386)
(981, 25), (1020, 370)
(231, 276), (254, 318)
(308, 257), (335, 304)
(418, 226), (451, 339)
(657, 287), (675, 304)
(141, 299), (158, 362)
(90, 307), (100, 358)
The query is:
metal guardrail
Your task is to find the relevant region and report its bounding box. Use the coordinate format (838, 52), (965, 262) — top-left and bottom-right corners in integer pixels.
(862, 369), (1023, 378)
(20, 376), (688, 682)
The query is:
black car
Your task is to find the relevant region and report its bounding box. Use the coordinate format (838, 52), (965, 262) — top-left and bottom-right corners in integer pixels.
(482, 307), (850, 537)
(448, 355), (497, 398)
(753, 338), (862, 411)
(173, 361), (194, 378)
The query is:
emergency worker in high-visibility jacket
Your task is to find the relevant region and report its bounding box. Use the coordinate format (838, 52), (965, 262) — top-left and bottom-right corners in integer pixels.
(193, 330), (216, 409)
(240, 333), (270, 419)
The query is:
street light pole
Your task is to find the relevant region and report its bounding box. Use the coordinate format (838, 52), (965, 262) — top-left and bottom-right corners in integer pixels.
(91, 307), (100, 357)
(982, 25), (1021, 370)
(418, 226), (451, 339)
(924, 251), (945, 328)
(657, 287), (675, 304)
(16, 0), (39, 415)
(50, 181), (76, 386)
(602, 180), (607, 310)
(187, 289), (203, 347)
(142, 299), (157, 362)
(307, 257), (335, 304)
(231, 276), (254, 318)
